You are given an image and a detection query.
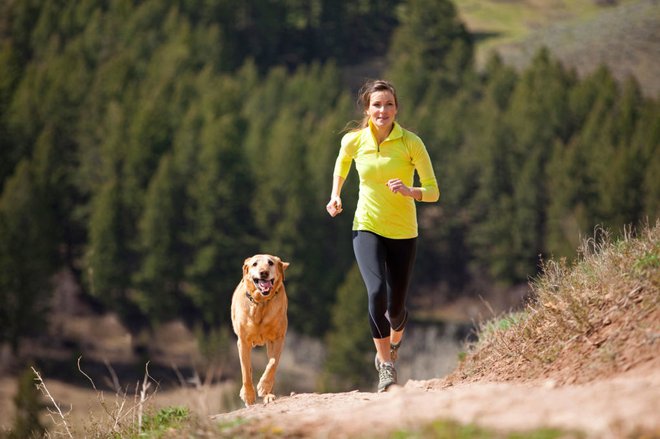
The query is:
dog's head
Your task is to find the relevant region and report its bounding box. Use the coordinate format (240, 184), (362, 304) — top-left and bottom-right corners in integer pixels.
(243, 254), (289, 298)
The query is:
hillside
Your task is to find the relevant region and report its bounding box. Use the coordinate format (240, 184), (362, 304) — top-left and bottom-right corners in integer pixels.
(210, 223), (659, 438)
(456, 0), (660, 96)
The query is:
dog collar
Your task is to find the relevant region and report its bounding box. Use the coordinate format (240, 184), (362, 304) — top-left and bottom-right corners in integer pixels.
(245, 289), (278, 305)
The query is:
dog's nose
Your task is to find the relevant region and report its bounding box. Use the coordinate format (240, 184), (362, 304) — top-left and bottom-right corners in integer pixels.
(259, 270), (269, 278)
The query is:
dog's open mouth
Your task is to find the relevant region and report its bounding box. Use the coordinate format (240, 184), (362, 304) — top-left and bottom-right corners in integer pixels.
(253, 278), (274, 295)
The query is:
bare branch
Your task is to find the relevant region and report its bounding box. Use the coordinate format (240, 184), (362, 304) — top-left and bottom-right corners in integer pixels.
(77, 356), (97, 391)
(31, 367), (74, 439)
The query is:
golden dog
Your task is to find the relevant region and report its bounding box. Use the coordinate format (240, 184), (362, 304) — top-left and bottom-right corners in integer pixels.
(231, 254), (289, 406)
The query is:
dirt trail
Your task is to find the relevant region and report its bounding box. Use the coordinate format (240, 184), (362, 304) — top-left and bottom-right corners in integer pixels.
(212, 359), (660, 438)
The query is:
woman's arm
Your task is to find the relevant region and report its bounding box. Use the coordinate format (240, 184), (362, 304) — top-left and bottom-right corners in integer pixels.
(386, 179), (422, 200)
(326, 175), (345, 217)
(410, 137), (439, 202)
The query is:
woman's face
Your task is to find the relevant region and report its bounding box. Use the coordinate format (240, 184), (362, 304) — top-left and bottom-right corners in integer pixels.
(366, 90), (397, 131)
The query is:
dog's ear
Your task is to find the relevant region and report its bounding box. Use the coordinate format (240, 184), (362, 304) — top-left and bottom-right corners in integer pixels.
(243, 257), (252, 277)
(278, 260), (290, 281)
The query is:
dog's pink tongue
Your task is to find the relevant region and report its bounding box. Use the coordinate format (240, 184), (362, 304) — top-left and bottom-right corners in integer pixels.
(258, 280), (272, 292)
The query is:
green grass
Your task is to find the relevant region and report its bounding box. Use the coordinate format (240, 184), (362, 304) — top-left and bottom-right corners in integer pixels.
(633, 251), (660, 273)
(454, 0), (532, 41)
(478, 312), (527, 337)
(141, 406), (189, 436)
(111, 406), (190, 439)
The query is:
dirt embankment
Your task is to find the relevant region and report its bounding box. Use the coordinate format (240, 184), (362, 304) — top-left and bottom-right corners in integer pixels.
(212, 357), (660, 438)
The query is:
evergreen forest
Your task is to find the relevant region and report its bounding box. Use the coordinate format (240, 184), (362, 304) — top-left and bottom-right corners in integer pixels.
(0, 0), (658, 378)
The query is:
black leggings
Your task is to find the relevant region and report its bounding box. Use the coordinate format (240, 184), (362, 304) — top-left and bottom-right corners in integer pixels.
(352, 230), (417, 339)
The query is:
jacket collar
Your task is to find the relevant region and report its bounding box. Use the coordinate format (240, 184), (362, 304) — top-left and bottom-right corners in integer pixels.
(367, 120), (403, 143)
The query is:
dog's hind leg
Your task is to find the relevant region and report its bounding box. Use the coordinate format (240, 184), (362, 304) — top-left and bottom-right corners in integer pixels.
(237, 338), (256, 406)
(258, 337), (284, 404)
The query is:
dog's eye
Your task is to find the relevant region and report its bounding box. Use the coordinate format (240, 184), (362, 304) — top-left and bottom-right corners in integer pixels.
(252, 262), (258, 267)
(268, 260), (274, 266)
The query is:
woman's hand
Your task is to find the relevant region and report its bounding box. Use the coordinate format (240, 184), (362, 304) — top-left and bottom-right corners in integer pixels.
(326, 196), (343, 217)
(386, 179), (414, 198)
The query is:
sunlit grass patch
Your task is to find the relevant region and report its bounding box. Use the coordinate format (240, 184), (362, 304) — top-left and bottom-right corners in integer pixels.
(140, 406), (189, 437)
(478, 312), (527, 337)
(633, 251), (660, 273)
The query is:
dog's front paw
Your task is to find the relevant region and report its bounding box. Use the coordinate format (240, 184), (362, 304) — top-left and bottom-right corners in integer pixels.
(262, 393), (276, 405)
(257, 377), (273, 398)
(240, 385), (256, 406)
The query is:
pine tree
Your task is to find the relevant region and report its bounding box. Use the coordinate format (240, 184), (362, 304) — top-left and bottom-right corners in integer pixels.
(545, 66), (618, 258)
(86, 178), (133, 315)
(0, 161), (55, 352)
(465, 86), (518, 282)
(301, 89), (358, 329)
(493, 48), (574, 281)
(241, 62), (351, 336)
(546, 138), (589, 259)
(387, 0), (473, 108)
(419, 54), (517, 292)
(321, 264), (373, 391)
(598, 78), (647, 230)
(183, 93), (253, 326)
(134, 153), (186, 323)
(573, 66), (619, 228)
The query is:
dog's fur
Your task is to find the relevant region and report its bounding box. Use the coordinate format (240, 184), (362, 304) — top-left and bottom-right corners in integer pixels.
(230, 254), (289, 406)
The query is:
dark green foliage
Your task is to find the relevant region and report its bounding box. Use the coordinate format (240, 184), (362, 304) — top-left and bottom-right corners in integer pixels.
(181, 76), (254, 325)
(86, 177), (134, 316)
(387, 0), (473, 108)
(0, 160), (56, 352)
(470, 49), (575, 281)
(134, 153), (187, 322)
(240, 62), (355, 334)
(0, 0), (656, 351)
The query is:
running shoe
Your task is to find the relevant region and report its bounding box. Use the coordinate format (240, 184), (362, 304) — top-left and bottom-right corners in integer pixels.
(377, 361), (397, 392)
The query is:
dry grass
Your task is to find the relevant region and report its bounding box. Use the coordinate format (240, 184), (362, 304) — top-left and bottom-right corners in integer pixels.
(452, 220), (659, 385)
(454, 0), (633, 62)
(0, 325), (324, 436)
(495, 0), (660, 97)
(26, 360), (159, 437)
(454, 0), (659, 97)
(12, 361), (239, 438)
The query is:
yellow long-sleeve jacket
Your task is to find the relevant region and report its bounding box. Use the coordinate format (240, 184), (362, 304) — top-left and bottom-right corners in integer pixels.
(333, 121), (439, 239)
